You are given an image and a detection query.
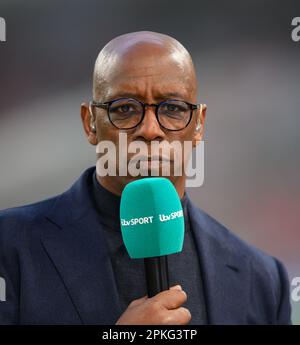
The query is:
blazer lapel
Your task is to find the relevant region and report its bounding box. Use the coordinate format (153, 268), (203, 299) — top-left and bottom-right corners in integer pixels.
(187, 197), (251, 324)
(41, 167), (121, 324)
(39, 166), (251, 325)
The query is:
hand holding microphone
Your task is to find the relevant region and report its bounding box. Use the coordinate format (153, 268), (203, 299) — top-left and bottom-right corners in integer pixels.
(116, 285), (191, 325)
(117, 177), (191, 325)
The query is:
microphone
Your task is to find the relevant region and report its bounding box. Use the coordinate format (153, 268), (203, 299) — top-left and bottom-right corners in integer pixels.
(120, 177), (184, 297)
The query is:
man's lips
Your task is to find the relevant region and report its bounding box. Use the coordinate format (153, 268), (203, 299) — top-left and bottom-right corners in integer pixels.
(128, 155), (173, 163)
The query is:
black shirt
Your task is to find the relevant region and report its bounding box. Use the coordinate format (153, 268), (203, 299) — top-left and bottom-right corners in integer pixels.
(91, 172), (207, 325)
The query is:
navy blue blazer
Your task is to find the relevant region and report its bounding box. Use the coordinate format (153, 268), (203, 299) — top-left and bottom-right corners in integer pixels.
(0, 167), (291, 324)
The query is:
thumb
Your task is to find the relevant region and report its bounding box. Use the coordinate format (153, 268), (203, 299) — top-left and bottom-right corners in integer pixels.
(169, 284), (183, 291)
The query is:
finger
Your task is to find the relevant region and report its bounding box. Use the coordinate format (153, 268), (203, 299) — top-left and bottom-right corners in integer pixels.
(152, 289), (187, 310)
(169, 285), (182, 291)
(163, 307), (192, 325)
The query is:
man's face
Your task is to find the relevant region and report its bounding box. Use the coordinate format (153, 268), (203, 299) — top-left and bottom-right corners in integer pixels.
(82, 42), (205, 194)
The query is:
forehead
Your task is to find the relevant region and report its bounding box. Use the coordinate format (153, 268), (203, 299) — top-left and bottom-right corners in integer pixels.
(100, 48), (195, 101)
(104, 78), (193, 102)
(94, 42), (196, 100)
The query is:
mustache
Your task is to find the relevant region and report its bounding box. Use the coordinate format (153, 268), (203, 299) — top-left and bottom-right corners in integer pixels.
(124, 141), (177, 163)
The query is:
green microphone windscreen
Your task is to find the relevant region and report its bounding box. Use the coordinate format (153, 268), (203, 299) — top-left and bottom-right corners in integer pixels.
(120, 177), (184, 259)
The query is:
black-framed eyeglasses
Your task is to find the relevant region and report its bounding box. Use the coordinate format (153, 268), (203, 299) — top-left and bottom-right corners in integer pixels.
(90, 97), (200, 131)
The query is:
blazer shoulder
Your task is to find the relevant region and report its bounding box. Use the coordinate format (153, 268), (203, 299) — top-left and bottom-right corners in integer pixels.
(0, 195), (59, 247)
(0, 166), (95, 248)
(192, 204), (288, 288)
(192, 204), (291, 324)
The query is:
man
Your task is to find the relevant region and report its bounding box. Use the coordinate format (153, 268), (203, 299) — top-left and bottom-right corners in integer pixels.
(0, 31), (291, 325)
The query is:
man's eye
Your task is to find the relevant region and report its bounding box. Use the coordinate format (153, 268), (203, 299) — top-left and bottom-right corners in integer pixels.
(111, 104), (133, 113)
(119, 104), (131, 112)
(166, 104), (178, 112)
(162, 103), (187, 113)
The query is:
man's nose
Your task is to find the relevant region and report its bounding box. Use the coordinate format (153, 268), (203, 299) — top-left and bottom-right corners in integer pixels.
(134, 106), (166, 141)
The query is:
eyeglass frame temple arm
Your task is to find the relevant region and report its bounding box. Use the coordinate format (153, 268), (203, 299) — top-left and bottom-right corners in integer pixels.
(90, 101), (109, 109)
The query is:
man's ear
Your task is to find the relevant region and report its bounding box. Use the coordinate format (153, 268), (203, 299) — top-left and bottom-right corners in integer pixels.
(80, 102), (98, 145)
(193, 104), (207, 147)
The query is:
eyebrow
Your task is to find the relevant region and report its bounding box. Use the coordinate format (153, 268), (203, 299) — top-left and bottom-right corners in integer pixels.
(105, 92), (187, 102)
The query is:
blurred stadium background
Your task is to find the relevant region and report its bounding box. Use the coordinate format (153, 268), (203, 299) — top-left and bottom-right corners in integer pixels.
(0, 0), (299, 324)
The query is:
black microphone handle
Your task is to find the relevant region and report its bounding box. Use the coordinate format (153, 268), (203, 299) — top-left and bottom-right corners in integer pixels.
(144, 256), (169, 298)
